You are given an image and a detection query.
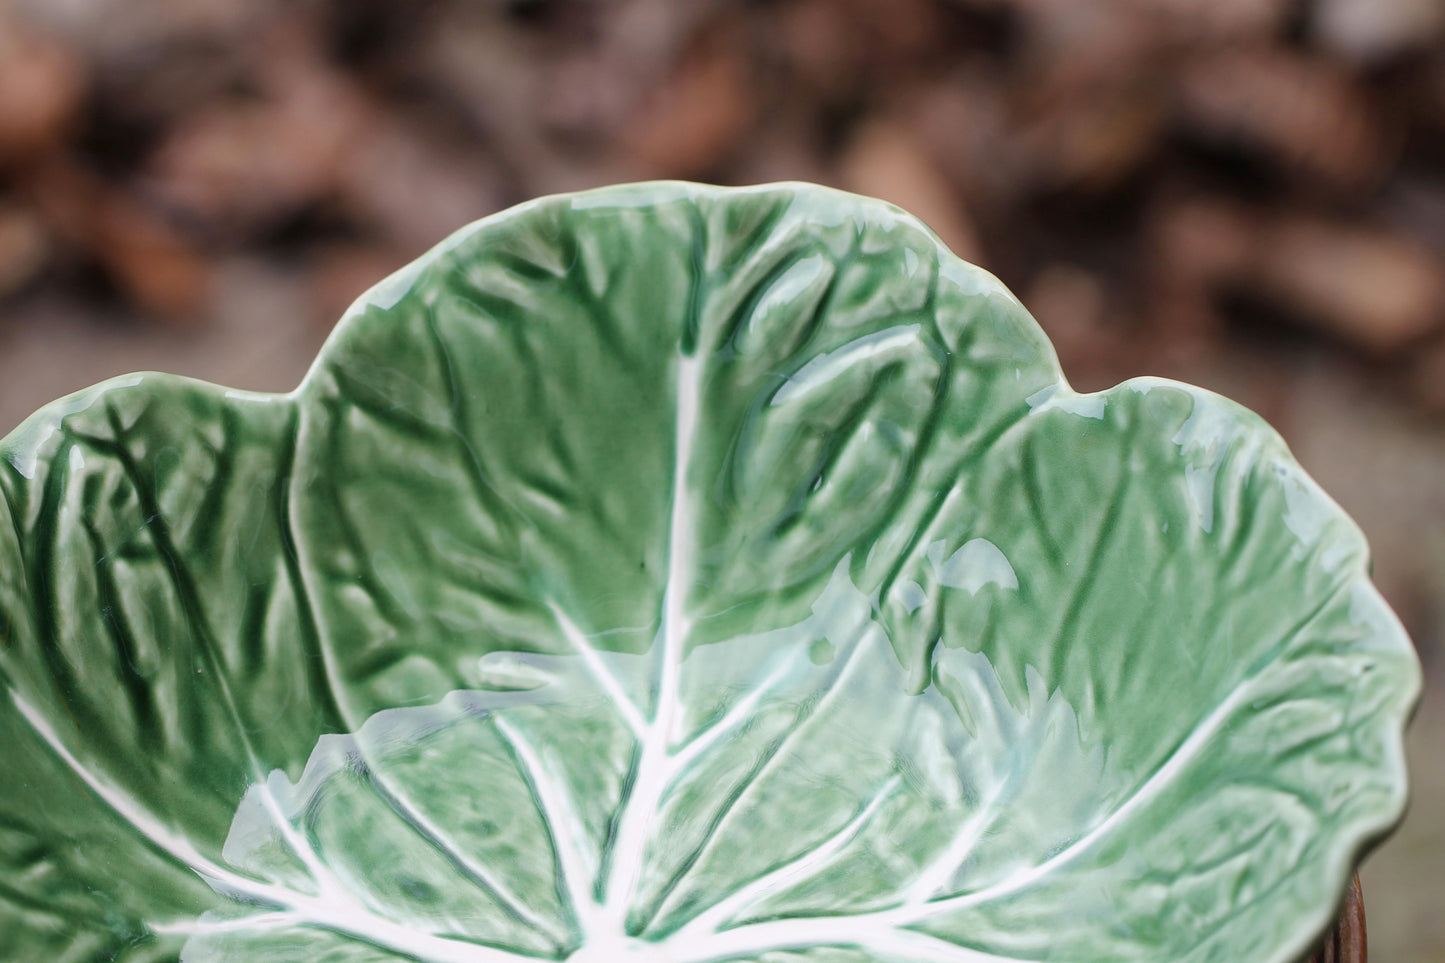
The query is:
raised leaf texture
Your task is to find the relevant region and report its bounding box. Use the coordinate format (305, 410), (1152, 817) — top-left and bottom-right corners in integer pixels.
(0, 182), (1419, 963)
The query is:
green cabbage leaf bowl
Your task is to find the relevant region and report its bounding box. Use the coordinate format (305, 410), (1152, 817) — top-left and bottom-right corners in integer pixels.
(0, 182), (1420, 963)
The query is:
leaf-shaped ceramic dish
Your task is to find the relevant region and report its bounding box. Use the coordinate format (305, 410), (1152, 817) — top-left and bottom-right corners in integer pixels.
(0, 182), (1420, 963)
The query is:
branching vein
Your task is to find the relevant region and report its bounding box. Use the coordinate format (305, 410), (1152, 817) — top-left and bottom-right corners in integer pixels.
(675, 775), (901, 939)
(14, 692), (541, 963)
(492, 716), (603, 939)
(547, 602), (646, 737)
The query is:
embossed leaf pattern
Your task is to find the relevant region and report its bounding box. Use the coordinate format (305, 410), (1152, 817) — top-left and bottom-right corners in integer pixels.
(0, 183), (1419, 963)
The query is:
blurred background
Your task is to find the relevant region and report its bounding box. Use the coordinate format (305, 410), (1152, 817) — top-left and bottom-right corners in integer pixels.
(0, 0), (1441, 956)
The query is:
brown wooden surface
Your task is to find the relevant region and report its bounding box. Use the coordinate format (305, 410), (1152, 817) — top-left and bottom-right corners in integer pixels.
(1307, 874), (1366, 963)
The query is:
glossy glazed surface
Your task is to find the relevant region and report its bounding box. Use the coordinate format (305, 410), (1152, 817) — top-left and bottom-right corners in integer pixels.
(0, 182), (1419, 962)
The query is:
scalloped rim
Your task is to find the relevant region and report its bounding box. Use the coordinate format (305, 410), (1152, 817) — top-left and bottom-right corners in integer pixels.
(1, 180), (1421, 963)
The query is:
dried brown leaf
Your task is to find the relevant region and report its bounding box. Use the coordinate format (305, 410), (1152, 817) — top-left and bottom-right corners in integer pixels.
(623, 28), (754, 178)
(1176, 49), (1395, 190)
(0, 17), (86, 163)
(837, 117), (982, 263)
(1249, 217), (1445, 353)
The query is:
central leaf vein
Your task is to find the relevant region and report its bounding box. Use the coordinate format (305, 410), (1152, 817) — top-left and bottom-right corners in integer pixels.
(600, 353), (703, 930)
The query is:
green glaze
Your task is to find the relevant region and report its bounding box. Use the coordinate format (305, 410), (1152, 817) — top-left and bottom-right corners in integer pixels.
(0, 182), (1419, 963)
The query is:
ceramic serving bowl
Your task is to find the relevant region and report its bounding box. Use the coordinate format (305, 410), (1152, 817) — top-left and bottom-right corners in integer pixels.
(0, 182), (1419, 963)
